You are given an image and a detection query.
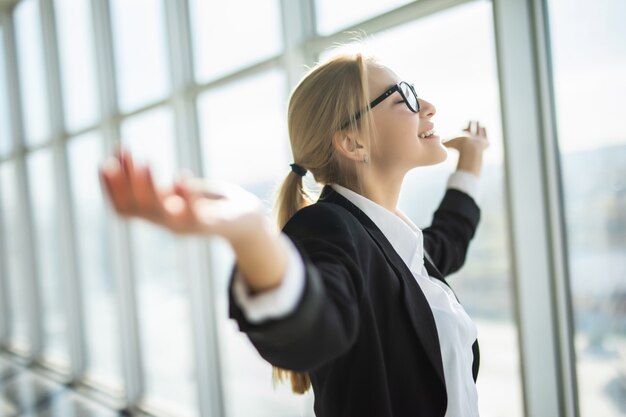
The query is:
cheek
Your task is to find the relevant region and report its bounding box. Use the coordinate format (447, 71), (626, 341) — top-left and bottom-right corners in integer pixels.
(373, 113), (418, 158)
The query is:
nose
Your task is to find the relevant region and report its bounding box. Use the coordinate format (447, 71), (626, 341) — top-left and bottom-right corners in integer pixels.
(418, 98), (436, 118)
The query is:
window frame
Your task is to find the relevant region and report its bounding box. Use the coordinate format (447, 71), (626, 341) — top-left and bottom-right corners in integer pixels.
(0, 0), (582, 416)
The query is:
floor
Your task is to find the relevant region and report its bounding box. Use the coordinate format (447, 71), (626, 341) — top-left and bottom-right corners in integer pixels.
(0, 355), (125, 417)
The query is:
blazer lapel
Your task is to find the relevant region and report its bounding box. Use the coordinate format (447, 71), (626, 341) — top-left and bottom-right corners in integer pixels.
(317, 185), (446, 386)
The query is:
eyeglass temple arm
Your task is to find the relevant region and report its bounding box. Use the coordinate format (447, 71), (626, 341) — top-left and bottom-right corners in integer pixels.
(339, 85), (399, 130)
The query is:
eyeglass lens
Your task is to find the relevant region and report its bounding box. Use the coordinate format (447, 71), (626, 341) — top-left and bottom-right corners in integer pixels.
(400, 82), (419, 112)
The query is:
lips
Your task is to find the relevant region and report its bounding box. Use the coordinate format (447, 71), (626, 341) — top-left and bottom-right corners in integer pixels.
(419, 129), (437, 138)
(418, 124), (435, 137)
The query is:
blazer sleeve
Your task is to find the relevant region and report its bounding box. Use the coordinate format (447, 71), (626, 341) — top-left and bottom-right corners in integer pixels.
(227, 203), (363, 372)
(422, 187), (481, 278)
(231, 232), (306, 323)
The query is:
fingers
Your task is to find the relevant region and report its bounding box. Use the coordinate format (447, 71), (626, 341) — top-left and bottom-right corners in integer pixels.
(134, 165), (167, 221)
(118, 147), (140, 214)
(100, 154), (135, 217)
(462, 120), (487, 137)
(99, 158), (128, 215)
(99, 145), (166, 221)
(464, 120), (478, 134)
(100, 146), (240, 237)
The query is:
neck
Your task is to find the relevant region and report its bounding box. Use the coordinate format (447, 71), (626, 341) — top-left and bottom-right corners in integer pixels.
(359, 167), (406, 213)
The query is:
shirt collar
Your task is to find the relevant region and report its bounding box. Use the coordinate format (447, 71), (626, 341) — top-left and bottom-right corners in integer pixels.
(329, 183), (424, 270)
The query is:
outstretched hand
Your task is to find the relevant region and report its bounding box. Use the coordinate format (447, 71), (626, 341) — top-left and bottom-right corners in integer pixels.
(98, 146), (265, 243)
(443, 120), (490, 154)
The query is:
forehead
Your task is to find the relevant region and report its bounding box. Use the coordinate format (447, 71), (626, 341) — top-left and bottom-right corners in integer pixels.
(366, 63), (401, 99)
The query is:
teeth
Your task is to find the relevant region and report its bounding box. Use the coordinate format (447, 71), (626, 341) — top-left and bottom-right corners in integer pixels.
(418, 129), (435, 138)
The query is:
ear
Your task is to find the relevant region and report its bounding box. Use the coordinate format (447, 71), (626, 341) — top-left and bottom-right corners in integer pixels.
(332, 131), (367, 162)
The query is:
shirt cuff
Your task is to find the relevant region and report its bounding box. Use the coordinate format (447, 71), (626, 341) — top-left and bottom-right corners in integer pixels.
(446, 169), (480, 202)
(232, 232), (306, 323)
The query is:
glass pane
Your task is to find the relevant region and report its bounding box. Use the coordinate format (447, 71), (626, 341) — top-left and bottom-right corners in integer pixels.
(54, 0), (99, 131)
(0, 26), (13, 157)
(321, 3), (523, 416)
(315, 0), (412, 36)
(26, 148), (70, 363)
(189, 0), (282, 82)
(120, 107), (198, 414)
(67, 131), (122, 389)
(198, 70), (316, 417)
(14, 0), (50, 146)
(110, 0), (169, 112)
(546, 0), (626, 415)
(197, 69), (288, 197)
(0, 161), (30, 352)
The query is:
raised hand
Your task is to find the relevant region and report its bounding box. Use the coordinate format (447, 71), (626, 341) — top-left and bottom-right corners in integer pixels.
(443, 120), (490, 154)
(98, 145), (266, 243)
(442, 120), (489, 177)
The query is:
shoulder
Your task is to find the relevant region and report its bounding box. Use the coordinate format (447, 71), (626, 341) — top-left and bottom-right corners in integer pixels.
(282, 202), (362, 240)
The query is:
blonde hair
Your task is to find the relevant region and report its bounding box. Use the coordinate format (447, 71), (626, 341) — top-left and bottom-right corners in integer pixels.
(271, 51), (380, 394)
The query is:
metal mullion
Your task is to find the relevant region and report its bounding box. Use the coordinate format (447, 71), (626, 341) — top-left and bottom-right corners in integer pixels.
(307, 0), (473, 56)
(278, 0), (318, 205)
(194, 56), (281, 92)
(492, 0), (576, 415)
(0, 194), (7, 348)
(2, 54), (283, 151)
(0, 11), (11, 348)
(1, 3), (44, 362)
(279, 0), (317, 91)
(90, 0), (144, 408)
(0, 222), (7, 347)
(161, 1), (225, 416)
(37, 0), (86, 380)
(528, 0), (578, 415)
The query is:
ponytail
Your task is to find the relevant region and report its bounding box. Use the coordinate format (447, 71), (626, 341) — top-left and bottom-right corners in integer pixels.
(271, 169), (314, 394)
(268, 50), (378, 395)
(274, 169), (314, 229)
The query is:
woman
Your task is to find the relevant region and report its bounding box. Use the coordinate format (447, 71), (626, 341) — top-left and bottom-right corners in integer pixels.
(100, 52), (489, 417)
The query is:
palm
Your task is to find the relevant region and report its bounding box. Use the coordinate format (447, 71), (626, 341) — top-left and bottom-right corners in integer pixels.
(443, 120), (489, 152)
(98, 146), (264, 241)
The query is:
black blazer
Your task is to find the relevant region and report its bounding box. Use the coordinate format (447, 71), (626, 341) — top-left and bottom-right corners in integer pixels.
(228, 183), (481, 417)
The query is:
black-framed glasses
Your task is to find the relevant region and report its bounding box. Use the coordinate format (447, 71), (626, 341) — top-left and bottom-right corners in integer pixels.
(340, 81), (420, 130)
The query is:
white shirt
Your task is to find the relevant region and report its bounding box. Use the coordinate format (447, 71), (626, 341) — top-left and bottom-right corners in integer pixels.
(232, 170), (481, 417)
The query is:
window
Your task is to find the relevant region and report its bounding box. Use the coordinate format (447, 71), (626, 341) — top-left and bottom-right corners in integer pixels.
(14, 0), (50, 146)
(315, 0), (413, 35)
(4, 0), (623, 415)
(110, 0), (170, 113)
(54, 0), (99, 132)
(121, 107), (199, 414)
(197, 69), (288, 195)
(198, 71), (315, 417)
(0, 26), (12, 157)
(0, 161), (30, 352)
(546, 0), (626, 415)
(26, 148), (70, 364)
(67, 131), (122, 390)
(189, 0), (283, 82)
